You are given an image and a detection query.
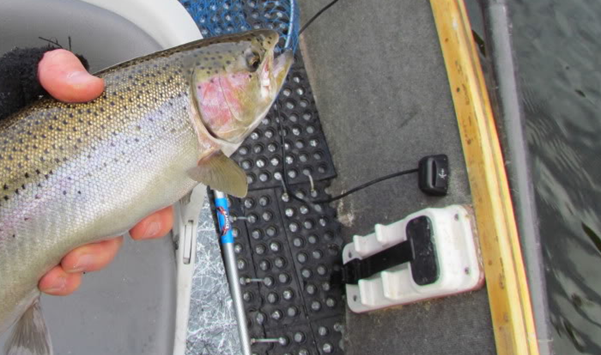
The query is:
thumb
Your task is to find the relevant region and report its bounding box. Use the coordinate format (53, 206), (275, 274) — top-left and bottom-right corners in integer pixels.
(38, 49), (104, 103)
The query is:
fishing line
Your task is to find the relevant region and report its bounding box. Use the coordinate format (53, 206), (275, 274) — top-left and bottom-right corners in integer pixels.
(275, 104), (313, 205)
(38, 36), (73, 51)
(299, 0), (340, 35)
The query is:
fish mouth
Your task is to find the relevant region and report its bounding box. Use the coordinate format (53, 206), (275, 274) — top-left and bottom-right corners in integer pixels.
(272, 50), (294, 91)
(239, 50), (294, 138)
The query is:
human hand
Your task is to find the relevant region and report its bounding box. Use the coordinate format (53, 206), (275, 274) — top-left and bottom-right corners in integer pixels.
(36, 49), (174, 296)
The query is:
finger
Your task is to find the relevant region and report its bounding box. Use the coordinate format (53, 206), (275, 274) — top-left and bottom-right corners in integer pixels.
(61, 237), (124, 273)
(38, 49), (104, 103)
(130, 206), (174, 240)
(39, 266), (83, 296)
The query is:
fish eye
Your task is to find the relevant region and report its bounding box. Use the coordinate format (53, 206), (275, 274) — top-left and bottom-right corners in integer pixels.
(246, 51), (261, 72)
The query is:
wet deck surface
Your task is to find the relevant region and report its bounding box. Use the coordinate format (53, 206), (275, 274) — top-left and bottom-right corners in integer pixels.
(298, 0), (496, 353)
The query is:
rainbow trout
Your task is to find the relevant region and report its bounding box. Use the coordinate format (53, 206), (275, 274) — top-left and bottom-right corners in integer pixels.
(0, 29), (292, 355)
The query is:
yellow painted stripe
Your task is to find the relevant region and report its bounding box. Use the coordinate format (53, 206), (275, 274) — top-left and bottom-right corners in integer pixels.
(429, 1), (540, 355)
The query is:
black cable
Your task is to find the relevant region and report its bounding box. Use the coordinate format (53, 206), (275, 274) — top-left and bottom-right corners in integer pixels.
(275, 105), (309, 204)
(299, 0), (340, 35)
(311, 168), (419, 204)
(275, 105), (419, 205)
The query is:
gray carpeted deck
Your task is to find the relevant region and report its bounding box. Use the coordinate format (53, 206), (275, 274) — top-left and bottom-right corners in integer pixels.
(298, 0), (497, 353)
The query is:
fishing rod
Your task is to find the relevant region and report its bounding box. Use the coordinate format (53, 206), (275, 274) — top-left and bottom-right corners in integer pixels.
(214, 190), (252, 355)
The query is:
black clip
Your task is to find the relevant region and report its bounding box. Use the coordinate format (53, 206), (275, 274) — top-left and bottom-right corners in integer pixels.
(339, 216), (439, 286)
(418, 154), (449, 196)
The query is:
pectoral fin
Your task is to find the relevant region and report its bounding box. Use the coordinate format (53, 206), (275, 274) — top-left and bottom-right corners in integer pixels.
(5, 298), (53, 355)
(188, 151), (248, 197)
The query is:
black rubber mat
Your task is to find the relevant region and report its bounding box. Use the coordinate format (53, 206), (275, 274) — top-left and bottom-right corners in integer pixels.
(209, 52), (344, 355)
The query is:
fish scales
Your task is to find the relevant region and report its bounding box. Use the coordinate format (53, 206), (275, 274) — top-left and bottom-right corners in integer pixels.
(0, 29), (293, 355)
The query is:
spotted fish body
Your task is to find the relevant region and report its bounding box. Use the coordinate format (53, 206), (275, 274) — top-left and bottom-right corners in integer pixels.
(0, 30), (292, 354)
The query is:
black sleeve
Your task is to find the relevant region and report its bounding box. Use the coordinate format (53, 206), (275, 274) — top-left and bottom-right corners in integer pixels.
(0, 46), (89, 120)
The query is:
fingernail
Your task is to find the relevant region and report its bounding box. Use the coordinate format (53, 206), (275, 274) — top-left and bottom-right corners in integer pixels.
(45, 276), (67, 293)
(66, 71), (93, 85)
(68, 254), (94, 273)
(144, 220), (162, 239)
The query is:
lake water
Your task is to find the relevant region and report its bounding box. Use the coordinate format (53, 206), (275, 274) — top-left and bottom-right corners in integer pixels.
(507, 0), (601, 353)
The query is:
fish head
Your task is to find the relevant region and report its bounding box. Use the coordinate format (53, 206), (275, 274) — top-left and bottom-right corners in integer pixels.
(192, 29), (294, 144)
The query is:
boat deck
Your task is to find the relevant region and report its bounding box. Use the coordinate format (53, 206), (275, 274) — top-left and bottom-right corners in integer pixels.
(298, 0), (496, 353)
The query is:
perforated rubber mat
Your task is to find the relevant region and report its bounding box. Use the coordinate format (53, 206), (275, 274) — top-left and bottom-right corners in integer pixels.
(209, 52), (345, 355)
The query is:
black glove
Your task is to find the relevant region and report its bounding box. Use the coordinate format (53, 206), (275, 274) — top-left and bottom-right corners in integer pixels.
(0, 45), (89, 120)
